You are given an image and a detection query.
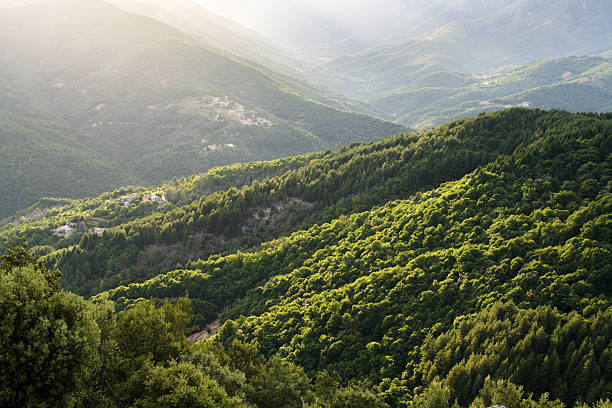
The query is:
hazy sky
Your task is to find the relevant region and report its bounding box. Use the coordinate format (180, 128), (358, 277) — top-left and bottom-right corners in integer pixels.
(196, 0), (408, 27)
(195, 0), (411, 49)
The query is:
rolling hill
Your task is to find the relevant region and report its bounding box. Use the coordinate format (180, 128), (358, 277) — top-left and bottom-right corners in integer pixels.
(0, 0), (406, 219)
(102, 0), (383, 116)
(2, 108), (610, 406)
(90, 109), (611, 406)
(371, 54), (612, 128)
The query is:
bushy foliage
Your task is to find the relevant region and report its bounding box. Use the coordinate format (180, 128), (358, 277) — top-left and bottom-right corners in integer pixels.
(85, 109), (611, 406)
(0, 243), (99, 407)
(0, 241), (389, 407)
(2, 110), (610, 407)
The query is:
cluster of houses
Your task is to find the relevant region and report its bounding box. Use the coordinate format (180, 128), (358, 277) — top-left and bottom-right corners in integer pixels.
(54, 223), (78, 237)
(53, 193), (167, 237)
(205, 96), (231, 108)
(54, 223), (106, 237)
(120, 193), (167, 208)
(90, 121), (138, 128)
(240, 117), (271, 127)
(479, 100), (531, 108)
(202, 143), (237, 152)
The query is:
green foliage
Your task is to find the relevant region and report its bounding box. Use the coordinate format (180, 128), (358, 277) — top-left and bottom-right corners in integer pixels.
(127, 361), (246, 408)
(247, 356), (314, 408)
(411, 382), (457, 408)
(326, 384), (389, 408)
(470, 378), (529, 408)
(0, 241), (389, 407)
(81, 109), (611, 407)
(0, 246), (100, 408)
(115, 298), (193, 364)
(412, 379), (611, 408)
(417, 304), (612, 406)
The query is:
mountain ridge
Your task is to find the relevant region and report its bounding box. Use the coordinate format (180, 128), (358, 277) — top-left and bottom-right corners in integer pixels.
(1, 109), (610, 407)
(84, 108), (611, 406)
(0, 0), (406, 219)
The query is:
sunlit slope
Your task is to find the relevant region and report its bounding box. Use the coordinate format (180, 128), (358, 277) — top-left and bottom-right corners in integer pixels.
(8, 108), (590, 301)
(12, 108), (545, 296)
(92, 109), (612, 406)
(0, 0), (406, 218)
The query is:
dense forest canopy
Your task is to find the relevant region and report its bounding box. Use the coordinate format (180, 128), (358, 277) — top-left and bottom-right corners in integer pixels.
(0, 0), (610, 406)
(1, 241), (610, 408)
(1, 109), (610, 407)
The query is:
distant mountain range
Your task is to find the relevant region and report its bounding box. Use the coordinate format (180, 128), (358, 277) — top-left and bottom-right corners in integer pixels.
(370, 54), (612, 128)
(194, 0), (612, 129)
(307, 0), (612, 128)
(198, 0), (611, 67)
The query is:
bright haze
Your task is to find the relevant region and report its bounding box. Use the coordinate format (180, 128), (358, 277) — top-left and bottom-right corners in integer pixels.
(195, 0), (417, 52)
(194, 0), (515, 53)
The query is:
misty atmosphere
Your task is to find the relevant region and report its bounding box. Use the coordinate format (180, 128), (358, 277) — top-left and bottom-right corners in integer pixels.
(0, 1), (610, 407)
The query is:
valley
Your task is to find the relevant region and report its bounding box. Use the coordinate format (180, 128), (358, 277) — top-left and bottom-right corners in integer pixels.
(0, 0), (610, 407)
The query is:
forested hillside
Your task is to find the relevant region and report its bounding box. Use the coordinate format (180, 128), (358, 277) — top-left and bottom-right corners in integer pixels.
(7, 108), (551, 296)
(9, 244), (609, 408)
(1, 245), (393, 408)
(323, 50), (612, 129)
(86, 109), (610, 407)
(2, 109), (610, 406)
(0, 111), (135, 217)
(0, 0), (404, 219)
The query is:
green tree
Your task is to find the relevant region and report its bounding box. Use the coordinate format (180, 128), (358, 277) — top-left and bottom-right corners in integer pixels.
(115, 298), (193, 364)
(247, 356), (314, 408)
(128, 362), (246, 408)
(470, 378), (527, 408)
(412, 382), (457, 408)
(0, 244), (100, 407)
(328, 384), (388, 408)
(0, 238), (61, 290)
